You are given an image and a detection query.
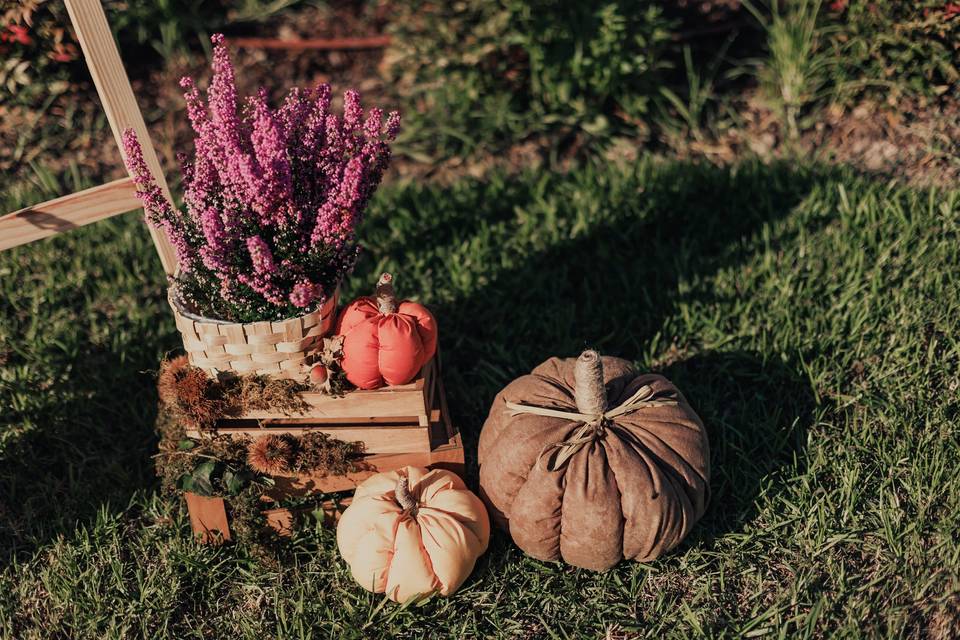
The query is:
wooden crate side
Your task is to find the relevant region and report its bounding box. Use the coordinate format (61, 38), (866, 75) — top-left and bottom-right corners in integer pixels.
(183, 358), (463, 543)
(427, 379), (465, 476)
(188, 422), (434, 454)
(262, 383), (462, 495)
(420, 359), (436, 427)
(185, 493), (231, 544)
(236, 388), (428, 423)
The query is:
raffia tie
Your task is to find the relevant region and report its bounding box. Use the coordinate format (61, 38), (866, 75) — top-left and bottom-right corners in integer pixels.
(505, 384), (678, 472)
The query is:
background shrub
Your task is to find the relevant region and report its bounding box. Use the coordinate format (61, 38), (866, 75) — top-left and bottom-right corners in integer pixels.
(823, 0), (960, 103)
(383, 0), (675, 162)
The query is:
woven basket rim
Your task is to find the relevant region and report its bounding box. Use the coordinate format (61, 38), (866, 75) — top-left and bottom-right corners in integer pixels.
(168, 283), (340, 326)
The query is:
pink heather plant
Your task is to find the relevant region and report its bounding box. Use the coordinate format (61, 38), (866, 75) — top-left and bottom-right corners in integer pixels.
(123, 33), (400, 323)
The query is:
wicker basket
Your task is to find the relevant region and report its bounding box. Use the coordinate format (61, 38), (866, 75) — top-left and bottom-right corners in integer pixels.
(170, 288), (339, 380)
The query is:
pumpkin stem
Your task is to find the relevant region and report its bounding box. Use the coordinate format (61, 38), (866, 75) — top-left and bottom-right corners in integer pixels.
(376, 272), (398, 314)
(394, 476), (418, 516)
(574, 349), (608, 416)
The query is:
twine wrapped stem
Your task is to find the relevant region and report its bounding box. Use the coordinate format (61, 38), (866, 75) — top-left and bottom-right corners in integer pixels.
(377, 272), (398, 314)
(504, 351), (678, 471)
(395, 475), (418, 516)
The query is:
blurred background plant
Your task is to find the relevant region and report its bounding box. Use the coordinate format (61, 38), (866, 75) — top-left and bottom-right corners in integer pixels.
(382, 0), (675, 164)
(655, 37), (734, 147)
(0, 0), (307, 208)
(740, 0), (835, 142)
(823, 0), (960, 106)
(2, 0), (959, 203)
(1, 0), (78, 103)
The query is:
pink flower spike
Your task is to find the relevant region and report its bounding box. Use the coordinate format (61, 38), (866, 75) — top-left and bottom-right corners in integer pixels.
(364, 108), (384, 138)
(246, 235), (277, 275)
(121, 128), (193, 271)
(146, 31), (400, 321)
(290, 280), (321, 308)
(343, 89), (362, 132)
(385, 111), (401, 140)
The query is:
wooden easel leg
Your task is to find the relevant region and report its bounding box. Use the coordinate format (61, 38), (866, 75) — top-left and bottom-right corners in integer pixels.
(63, 0), (178, 275)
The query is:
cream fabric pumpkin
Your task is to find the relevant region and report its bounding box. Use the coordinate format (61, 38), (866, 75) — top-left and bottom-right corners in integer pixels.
(336, 466), (490, 603)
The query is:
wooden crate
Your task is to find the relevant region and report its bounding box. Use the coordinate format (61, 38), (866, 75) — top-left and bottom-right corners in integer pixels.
(185, 357), (438, 438)
(184, 360), (464, 542)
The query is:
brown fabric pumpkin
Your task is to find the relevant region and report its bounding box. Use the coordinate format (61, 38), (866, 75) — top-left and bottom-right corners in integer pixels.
(478, 350), (710, 571)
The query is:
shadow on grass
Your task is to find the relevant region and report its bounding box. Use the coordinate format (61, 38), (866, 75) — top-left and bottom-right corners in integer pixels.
(359, 159), (826, 531)
(0, 159), (825, 561)
(661, 350), (814, 543)
(0, 216), (174, 561)
(0, 349), (165, 561)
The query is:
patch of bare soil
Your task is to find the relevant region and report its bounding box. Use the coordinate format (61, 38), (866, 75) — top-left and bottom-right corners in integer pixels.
(669, 90), (960, 189)
(810, 99), (960, 187)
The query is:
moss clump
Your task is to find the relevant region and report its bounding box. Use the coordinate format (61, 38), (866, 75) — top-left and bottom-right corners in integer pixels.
(224, 374), (311, 416)
(292, 431), (365, 477)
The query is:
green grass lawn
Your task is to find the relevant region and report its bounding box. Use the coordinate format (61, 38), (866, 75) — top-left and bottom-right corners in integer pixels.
(1, 158), (958, 638)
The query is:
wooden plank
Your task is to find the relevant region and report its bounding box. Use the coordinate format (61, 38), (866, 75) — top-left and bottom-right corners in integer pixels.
(216, 359), (431, 423)
(421, 358), (436, 426)
(223, 362), (433, 425)
(237, 389), (429, 423)
(428, 378), (465, 474)
(221, 416), (424, 426)
(0, 178), (140, 251)
(187, 423), (433, 454)
(64, 0), (177, 274)
(269, 442), (464, 495)
(266, 424), (456, 494)
(184, 493), (230, 544)
(261, 496), (353, 536)
(225, 410), (441, 428)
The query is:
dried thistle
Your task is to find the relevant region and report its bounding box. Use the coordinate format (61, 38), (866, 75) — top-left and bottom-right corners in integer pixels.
(247, 434), (295, 475)
(157, 355), (223, 429)
(158, 355), (195, 404)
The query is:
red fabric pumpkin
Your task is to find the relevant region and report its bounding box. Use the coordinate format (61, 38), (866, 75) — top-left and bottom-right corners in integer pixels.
(335, 273), (438, 389)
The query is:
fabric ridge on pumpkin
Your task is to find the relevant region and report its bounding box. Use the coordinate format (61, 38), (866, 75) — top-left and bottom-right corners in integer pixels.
(477, 355), (710, 571)
(336, 467), (490, 603)
(336, 296), (438, 389)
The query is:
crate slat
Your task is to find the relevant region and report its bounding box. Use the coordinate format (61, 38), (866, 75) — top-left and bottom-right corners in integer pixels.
(201, 358), (435, 430)
(193, 423), (433, 454)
